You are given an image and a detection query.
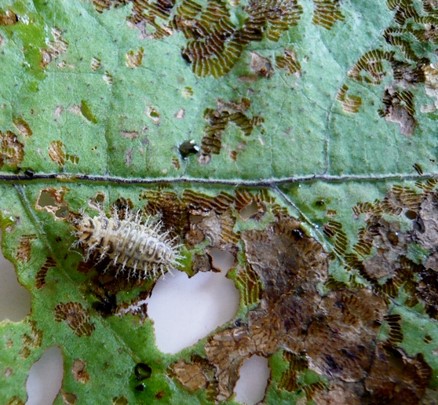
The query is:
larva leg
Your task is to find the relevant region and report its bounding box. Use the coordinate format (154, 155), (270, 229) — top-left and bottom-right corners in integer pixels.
(97, 245), (110, 263)
(131, 259), (139, 274)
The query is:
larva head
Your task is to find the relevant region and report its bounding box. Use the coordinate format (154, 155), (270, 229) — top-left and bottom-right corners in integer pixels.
(75, 215), (98, 245)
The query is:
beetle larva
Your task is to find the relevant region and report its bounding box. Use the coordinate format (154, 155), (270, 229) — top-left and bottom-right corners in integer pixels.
(74, 209), (181, 278)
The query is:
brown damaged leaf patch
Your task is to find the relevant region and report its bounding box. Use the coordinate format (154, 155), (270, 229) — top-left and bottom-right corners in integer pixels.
(171, 355), (217, 398)
(20, 321), (43, 360)
(250, 52), (274, 78)
(312, 0), (345, 30)
(0, 9), (18, 25)
(16, 234), (36, 262)
(327, 184), (438, 314)
(6, 396), (24, 405)
(35, 187), (70, 219)
(414, 192), (438, 251)
(72, 359), (90, 383)
(170, 195), (434, 402)
(49, 187), (434, 402)
(54, 302), (95, 337)
(40, 28), (68, 68)
(0, 131), (24, 168)
(186, 216), (331, 401)
(275, 48), (301, 75)
(345, 0), (434, 136)
(379, 88), (416, 136)
(12, 117), (32, 137)
(199, 98), (264, 164)
(365, 343), (432, 403)
(336, 84), (362, 113)
(305, 288), (387, 382)
(416, 267), (438, 319)
(92, 0), (305, 78)
(35, 257), (57, 288)
(361, 218), (411, 281)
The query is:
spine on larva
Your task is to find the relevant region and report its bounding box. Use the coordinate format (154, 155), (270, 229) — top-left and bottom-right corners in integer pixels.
(75, 210), (181, 278)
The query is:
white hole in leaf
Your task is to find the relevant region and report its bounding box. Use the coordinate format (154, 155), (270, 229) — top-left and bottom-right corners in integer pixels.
(234, 355), (270, 405)
(147, 248), (239, 354)
(0, 235), (31, 321)
(26, 346), (63, 405)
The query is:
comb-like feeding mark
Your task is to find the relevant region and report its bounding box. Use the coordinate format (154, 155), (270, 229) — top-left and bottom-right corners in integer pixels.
(177, 0), (303, 77)
(384, 313), (404, 344)
(92, 0), (127, 14)
(336, 84), (362, 113)
(35, 257), (57, 289)
(244, 0), (303, 42)
(387, 0), (420, 25)
(352, 227), (374, 257)
(16, 235), (37, 263)
(125, 47), (144, 68)
(382, 185), (422, 213)
(384, 27), (419, 61)
(352, 201), (379, 217)
(234, 265), (262, 307)
(379, 88), (416, 135)
(90, 57), (102, 71)
(312, 0), (345, 30)
(142, 190), (188, 236)
(183, 189), (234, 214)
(40, 28), (68, 68)
(48, 140), (80, 167)
(91, 0), (304, 77)
(342, 0), (434, 138)
(415, 179), (438, 192)
(129, 0), (175, 38)
(54, 302), (95, 337)
(275, 49), (301, 75)
(348, 50), (395, 84)
(199, 99), (264, 162)
(323, 220), (348, 256)
(178, 0), (239, 78)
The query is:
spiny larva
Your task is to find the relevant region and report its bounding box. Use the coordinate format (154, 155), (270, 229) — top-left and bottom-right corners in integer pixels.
(75, 209), (181, 278)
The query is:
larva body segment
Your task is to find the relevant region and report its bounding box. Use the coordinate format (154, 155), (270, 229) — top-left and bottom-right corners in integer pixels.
(75, 210), (181, 278)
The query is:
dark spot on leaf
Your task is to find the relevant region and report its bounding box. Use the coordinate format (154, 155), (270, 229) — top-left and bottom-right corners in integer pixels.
(179, 140), (200, 159)
(134, 363), (152, 380)
(135, 383), (146, 392)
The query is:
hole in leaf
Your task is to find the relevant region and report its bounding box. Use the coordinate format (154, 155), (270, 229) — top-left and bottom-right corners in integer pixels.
(208, 247), (235, 272)
(147, 250), (239, 354)
(26, 346), (63, 405)
(234, 355), (270, 405)
(0, 236), (31, 321)
(134, 363), (152, 380)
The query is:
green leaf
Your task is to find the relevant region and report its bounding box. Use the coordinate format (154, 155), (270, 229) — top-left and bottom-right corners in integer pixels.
(1, 0), (437, 403)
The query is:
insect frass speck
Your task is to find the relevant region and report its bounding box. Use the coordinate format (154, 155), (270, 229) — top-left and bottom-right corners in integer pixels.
(75, 209), (181, 278)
